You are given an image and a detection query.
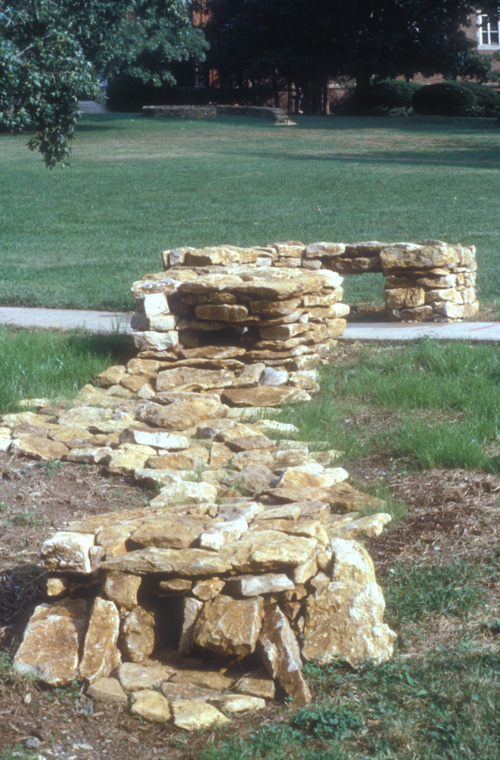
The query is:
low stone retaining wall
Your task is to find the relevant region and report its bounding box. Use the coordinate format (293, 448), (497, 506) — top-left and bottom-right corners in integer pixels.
(142, 104), (295, 125)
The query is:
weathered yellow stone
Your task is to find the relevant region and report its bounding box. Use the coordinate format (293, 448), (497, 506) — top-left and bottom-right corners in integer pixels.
(48, 426), (94, 447)
(236, 668), (276, 700)
(170, 700), (230, 731)
(384, 287), (425, 310)
(138, 398), (224, 431)
(161, 681), (221, 702)
(130, 515), (208, 549)
(118, 660), (176, 691)
(147, 481), (219, 506)
(214, 694), (266, 713)
(302, 580), (396, 667)
(171, 669), (235, 692)
(228, 529), (317, 573)
(41, 532), (98, 574)
(179, 597), (203, 656)
(193, 595), (264, 657)
(87, 677), (128, 704)
(121, 606), (156, 662)
(96, 524), (134, 558)
(230, 573), (295, 597)
(80, 597), (121, 682)
(95, 365), (128, 388)
(258, 605), (311, 706)
(103, 572), (142, 609)
(107, 443), (157, 475)
(156, 367), (235, 392)
(199, 515), (249, 551)
(158, 578), (193, 595)
(191, 578), (226, 601)
(12, 435), (68, 461)
(195, 303), (249, 322)
(130, 690), (172, 722)
(380, 242), (459, 270)
(146, 446), (209, 470)
(332, 513), (392, 539)
(102, 547), (232, 577)
(221, 386), (309, 407)
(14, 599), (88, 686)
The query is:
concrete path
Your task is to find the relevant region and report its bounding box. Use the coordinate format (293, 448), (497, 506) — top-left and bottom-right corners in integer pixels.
(0, 306), (500, 341)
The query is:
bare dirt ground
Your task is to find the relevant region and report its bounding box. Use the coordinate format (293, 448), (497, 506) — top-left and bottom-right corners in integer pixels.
(1, 379), (500, 758)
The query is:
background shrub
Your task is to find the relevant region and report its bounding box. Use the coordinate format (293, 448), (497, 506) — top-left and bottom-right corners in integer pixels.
(412, 81), (478, 116)
(370, 79), (422, 114)
(460, 81), (500, 116)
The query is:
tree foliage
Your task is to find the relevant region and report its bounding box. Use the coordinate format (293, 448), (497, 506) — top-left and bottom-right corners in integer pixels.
(206, 0), (499, 113)
(0, 0), (207, 166)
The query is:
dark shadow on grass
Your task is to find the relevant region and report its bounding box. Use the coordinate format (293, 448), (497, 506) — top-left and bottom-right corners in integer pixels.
(232, 146), (500, 169)
(65, 330), (135, 364)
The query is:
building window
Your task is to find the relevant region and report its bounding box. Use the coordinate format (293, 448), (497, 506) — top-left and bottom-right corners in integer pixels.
(478, 11), (500, 48)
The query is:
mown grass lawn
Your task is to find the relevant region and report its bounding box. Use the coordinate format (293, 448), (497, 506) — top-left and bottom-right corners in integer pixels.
(1, 114), (499, 311)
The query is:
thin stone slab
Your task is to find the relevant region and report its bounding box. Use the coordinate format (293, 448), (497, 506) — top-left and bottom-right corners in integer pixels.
(102, 547), (232, 577)
(80, 597), (121, 682)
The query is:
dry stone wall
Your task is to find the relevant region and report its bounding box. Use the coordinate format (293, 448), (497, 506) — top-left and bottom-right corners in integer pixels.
(149, 239), (477, 323)
(142, 105), (295, 125)
(4, 249), (402, 730)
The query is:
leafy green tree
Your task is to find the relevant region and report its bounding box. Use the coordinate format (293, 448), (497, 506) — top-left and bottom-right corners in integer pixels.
(206, 0), (498, 113)
(0, 0), (207, 166)
(109, 0), (207, 88)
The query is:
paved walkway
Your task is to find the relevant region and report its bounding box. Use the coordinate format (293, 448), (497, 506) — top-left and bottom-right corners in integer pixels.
(1, 306), (500, 341)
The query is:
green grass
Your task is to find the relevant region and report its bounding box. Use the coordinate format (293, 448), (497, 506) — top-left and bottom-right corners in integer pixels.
(277, 339), (500, 472)
(0, 327), (133, 413)
(197, 554), (500, 760)
(1, 114), (499, 310)
(197, 649), (500, 760)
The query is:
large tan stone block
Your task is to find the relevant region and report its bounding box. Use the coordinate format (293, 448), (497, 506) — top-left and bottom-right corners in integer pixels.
(104, 572), (142, 609)
(229, 529), (317, 572)
(130, 690), (172, 722)
(380, 242), (459, 270)
(41, 531), (98, 574)
(14, 599), (88, 686)
(170, 700), (230, 731)
(138, 397), (224, 431)
(193, 595), (264, 657)
(121, 606), (156, 662)
(301, 580), (396, 667)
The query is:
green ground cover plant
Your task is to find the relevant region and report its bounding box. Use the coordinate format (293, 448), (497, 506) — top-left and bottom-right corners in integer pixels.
(0, 327), (133, 413)
(277, 339), (500, 472)
(1, 114), (499, 312)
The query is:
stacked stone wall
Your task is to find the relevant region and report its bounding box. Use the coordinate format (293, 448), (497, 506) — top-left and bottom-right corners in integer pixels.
(142, 105), (295, 124)
(5, 239), (478, 730)
(143, 239), (477, 324)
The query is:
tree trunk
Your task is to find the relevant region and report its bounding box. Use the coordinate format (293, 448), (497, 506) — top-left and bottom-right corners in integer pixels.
(354, 72), (372, 113)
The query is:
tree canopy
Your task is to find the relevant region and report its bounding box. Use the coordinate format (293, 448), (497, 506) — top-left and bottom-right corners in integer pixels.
(206, 0), (499, 113)
(0, 0), (207, 166)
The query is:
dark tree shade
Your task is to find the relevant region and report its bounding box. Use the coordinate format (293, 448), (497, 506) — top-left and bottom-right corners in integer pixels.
(206, 0), (498, 113)
(0, 0), (207, 166)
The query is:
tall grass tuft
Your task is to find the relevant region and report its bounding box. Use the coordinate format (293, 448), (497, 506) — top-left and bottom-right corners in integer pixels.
(0, 327), (133, 413)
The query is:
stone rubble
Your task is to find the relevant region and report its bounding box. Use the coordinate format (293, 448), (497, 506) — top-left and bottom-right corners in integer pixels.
(6, 247), (406, 731)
